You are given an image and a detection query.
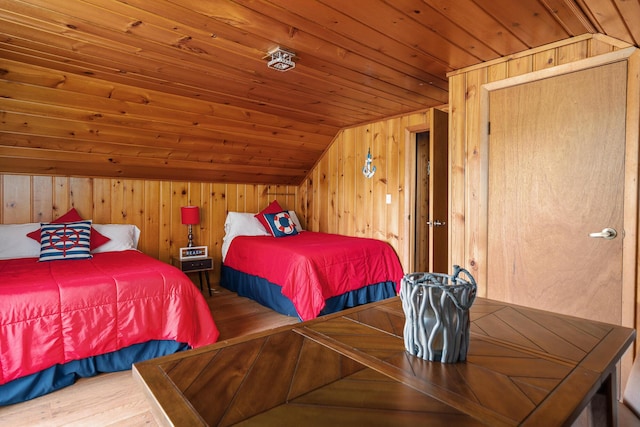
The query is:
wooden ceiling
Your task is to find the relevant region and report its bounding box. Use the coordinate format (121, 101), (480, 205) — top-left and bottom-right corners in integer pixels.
(0, 0), (639, 184)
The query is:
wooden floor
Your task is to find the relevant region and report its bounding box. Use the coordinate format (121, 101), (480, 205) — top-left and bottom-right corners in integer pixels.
(0, 285), (298, 427)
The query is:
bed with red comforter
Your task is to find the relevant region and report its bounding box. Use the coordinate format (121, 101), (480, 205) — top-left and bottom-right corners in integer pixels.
(0, 250), (219, 405)
(221, 231), (404, 321)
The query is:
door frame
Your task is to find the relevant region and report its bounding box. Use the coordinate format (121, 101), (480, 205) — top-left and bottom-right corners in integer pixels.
(404, 108), (450, 274)
(478, 47), (639, 334)
(405, 123), (429, 275)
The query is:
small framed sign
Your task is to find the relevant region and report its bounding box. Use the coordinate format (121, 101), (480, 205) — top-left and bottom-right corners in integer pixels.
(179, 246), (208, 260)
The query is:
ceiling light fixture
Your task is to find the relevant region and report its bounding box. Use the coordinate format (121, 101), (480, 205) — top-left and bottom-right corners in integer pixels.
(266, 47), (296, 72)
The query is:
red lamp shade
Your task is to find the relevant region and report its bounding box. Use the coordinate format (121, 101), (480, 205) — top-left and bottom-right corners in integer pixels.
(181, 206), (200, 225)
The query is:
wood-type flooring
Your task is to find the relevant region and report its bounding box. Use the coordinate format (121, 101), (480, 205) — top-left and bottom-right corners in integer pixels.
(0, 285), (614, 427)
(0, 285), (297, 426)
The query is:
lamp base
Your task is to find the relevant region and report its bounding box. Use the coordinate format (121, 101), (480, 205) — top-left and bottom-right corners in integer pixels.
(187, 224), (194, 247)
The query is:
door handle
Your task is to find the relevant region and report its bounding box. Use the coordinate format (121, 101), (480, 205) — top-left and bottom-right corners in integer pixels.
(427, 220), (446, 227)
(589, 228), (617, 240)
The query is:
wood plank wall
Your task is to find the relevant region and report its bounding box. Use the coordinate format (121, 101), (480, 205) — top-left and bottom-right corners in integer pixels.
(446, 33), (640, 383)
(0, 109), (434, 286)
(298, 109), (436, 272)
(447, 33), (630, 295)
(2, 35), (629, 293)
(0, 58), (335, 185)
(0, 174), (297, 283)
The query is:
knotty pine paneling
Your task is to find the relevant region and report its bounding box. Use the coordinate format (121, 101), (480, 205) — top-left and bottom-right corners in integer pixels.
(298, 109), (435, 272)
(447, 33), (630, 296)
(298, 34), (634, 288)
(0, 174), (298, 284)
(0, 58), (333, 185)
(3, 38), (627, 295)
(447, 34), (640, 373)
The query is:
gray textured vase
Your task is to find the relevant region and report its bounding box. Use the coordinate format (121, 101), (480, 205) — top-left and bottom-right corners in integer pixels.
(400, 265), (477, 363)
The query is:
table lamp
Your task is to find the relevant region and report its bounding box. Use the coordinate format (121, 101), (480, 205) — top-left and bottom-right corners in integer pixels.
(180, 206), (200, 247)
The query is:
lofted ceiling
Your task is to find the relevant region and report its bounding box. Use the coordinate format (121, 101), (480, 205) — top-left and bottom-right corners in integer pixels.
(0, 0), (639, 184)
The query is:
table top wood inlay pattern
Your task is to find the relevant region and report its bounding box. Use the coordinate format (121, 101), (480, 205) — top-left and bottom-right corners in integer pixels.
(133, 296), (635, 426)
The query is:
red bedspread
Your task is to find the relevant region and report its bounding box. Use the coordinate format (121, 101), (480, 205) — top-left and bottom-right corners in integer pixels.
(224, 232), (404, 321)
(0, 250), (219, 386)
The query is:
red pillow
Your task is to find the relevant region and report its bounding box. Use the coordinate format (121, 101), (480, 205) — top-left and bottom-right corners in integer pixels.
(254, 200), (284, 235)
(26, 208), (110, 251)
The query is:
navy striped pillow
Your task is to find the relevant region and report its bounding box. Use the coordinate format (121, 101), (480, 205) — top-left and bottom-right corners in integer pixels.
(39, 220), (93, 261)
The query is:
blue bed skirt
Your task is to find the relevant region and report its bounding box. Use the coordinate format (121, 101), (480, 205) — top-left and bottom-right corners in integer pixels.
(0, 340), (188, 406)
(220, 264), (397, 319)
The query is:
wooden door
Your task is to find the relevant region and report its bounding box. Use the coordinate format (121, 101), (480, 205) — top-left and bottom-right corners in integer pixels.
(429, 109), (449, 273)
(415, 132), (429, 272)
(486, 62), (626, 325)
(413, 109), (449, 274)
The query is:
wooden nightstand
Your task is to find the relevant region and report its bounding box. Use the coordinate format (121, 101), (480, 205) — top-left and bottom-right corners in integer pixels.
(172, 257), (213, 296)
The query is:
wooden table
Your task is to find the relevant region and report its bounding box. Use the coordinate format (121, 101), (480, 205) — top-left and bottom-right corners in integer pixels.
(133, 297), (635, 426)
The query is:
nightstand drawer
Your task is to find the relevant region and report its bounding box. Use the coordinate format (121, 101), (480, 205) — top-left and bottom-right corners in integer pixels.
(181, 257), (213, 272)
(171, 255), (213, 296)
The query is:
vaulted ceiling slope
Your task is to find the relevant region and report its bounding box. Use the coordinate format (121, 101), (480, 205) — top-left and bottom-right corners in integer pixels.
(0, 0), (638, 184)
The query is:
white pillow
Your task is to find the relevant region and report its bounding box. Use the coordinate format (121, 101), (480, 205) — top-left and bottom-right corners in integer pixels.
(222, 212), (270, 261)
(91, 224), (141, 253)
(221, 211), (304, 262)
(287, 210), (304, 232)
(224, 212), (271, 237)
(0, 223), (41, 260)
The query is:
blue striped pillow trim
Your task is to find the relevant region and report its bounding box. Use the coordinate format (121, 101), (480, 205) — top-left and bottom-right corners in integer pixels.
(39, 220), (93, 262)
